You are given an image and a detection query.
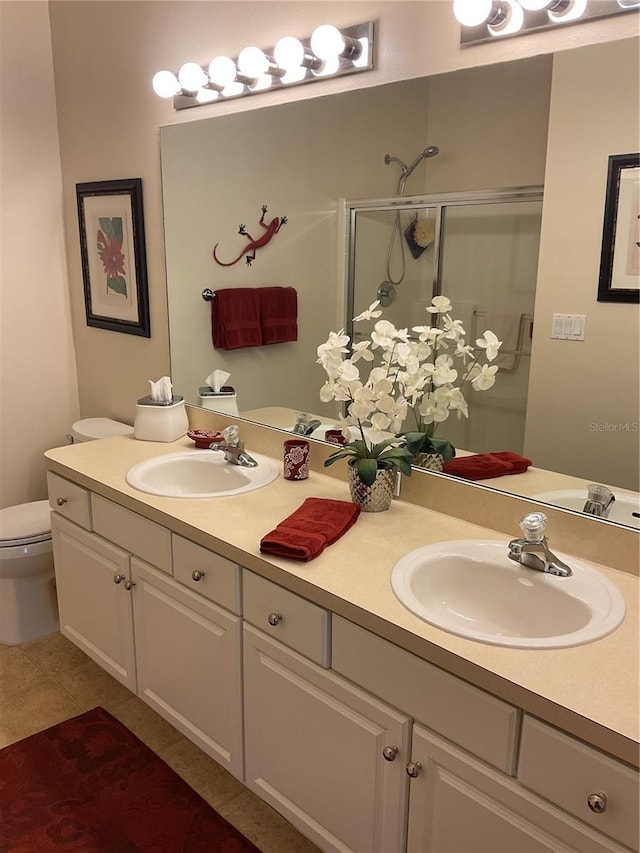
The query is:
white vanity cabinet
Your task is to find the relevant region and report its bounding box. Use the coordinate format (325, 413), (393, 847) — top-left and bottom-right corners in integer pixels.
(50, 513), (137, 691)
(48, 479), (244, 779)
(243, 624), (411, 853)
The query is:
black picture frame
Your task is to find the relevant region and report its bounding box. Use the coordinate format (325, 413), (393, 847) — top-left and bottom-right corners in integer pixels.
(76, 178), (151, 336)
(597, 153), (640, 304)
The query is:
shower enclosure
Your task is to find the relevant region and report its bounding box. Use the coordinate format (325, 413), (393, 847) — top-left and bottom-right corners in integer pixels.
(345, 187), (543, 456)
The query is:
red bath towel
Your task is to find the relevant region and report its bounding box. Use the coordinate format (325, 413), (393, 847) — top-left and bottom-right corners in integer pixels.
(260, 497), (361, 561)
(259, 286), (298, 344)
(211, 288), (262, 349)
(443, 452), (532, 481)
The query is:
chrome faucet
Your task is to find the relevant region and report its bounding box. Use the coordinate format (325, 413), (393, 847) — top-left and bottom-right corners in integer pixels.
(583, 484), (616, 518)
(209, 425), (258, 467)
(508, 512), (572, 577)
(291, 412), (322, 436)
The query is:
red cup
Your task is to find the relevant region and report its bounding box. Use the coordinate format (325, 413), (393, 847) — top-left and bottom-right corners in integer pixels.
(325, 429), (348, 446)
(283, 439), (310, 480)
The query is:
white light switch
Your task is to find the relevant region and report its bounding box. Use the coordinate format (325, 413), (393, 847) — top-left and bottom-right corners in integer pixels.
(551, 314), (586, 341)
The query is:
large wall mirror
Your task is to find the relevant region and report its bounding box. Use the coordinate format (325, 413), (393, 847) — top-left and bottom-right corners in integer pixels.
(160, 42), (639, 531)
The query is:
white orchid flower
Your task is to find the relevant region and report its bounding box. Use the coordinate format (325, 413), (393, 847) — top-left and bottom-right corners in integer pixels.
(351, 340), (374, 363)
(353, 300), (383, 322)
(476, 330), (502, 362)
(432, 354), (458, 386)
(426, 295), (452, 314)
(471, 363), (499, 391)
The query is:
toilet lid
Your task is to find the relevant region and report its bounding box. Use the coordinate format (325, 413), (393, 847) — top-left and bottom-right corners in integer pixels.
(0, 500), (52, 547)
(72, 418), (134, 441)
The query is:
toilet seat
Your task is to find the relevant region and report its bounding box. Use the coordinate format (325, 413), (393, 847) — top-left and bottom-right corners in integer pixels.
(0, 500), (51, 548)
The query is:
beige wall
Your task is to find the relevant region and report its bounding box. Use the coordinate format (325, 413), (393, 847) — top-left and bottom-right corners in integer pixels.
(525, 38), (640, 491)
(0, 1), (79, 507)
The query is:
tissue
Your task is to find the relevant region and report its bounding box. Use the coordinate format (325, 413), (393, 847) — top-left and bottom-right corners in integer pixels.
(205, 370), (230, 393)
(149, 376), (173, 403)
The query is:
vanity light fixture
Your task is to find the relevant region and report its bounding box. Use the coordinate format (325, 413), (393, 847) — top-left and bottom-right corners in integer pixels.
(454, 0), (638, 44)
(152, 21), (374, 111)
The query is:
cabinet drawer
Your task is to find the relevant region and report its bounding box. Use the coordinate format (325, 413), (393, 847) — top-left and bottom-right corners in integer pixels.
(518, 716), (639, 850)
(172, 535), (241, 614)
(91, 495), (172, 575)
(47, 472), (92, 529)
(243, 571), (330, 667)
(332, 616), (519, 774)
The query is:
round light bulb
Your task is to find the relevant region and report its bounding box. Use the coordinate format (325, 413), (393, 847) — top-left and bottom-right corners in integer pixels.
(208, 56), (237, 86)
(310, 24), (345, 60)
(196, 89), (219, 104)
(178, 62), (207, 92)
(274, 36), (304, 70)
(152, 70), (181, 99)
(281, 65), (307, 85)
(237, 46), (268, 78)
(452, 0), (495, 26)
(548, 0), (587, 22)
(248, 74), (273, 92)
(488, 0), (524, 34)
(517, 0), (551, 9)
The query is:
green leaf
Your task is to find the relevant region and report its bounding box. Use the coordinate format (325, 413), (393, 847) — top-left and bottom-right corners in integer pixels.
(112, 217), (123, 244)
(323, 448), (355, 467)
(99, 217), (115, 239)
(354, 457), (379, 486)
(107, 275), (127, 296)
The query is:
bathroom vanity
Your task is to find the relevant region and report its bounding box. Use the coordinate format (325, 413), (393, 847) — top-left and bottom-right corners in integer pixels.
(45, 426), (639, 853)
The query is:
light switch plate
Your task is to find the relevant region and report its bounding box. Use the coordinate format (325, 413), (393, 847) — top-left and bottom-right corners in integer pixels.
(551, 314), (586, 341)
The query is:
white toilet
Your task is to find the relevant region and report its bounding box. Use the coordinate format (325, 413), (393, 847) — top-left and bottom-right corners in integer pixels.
(0, 417), (133, 645)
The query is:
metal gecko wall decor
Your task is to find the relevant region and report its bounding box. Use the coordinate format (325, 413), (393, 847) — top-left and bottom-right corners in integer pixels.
(213, 205), (287, 266)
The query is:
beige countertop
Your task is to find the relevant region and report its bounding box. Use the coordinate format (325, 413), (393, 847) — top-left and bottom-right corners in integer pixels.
(46, 433), (639, 768)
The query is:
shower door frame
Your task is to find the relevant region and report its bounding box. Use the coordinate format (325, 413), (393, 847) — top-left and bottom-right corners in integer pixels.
(343, 185), (544, 341)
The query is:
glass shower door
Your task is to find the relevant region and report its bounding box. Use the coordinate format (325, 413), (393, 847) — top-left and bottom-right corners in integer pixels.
(438, 199), (542, 454)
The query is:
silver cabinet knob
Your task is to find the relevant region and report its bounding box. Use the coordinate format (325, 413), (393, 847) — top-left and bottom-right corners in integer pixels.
(267, 612), (283, 626)
(191, 570), (205, 582)
(124, 580), (136, 591)
(406, 761), (422, 778)
(587, 792), (608, 814)
(113, 574), (126, 584)
(382, 746), (399, 762)
(56, 497), (67, 507)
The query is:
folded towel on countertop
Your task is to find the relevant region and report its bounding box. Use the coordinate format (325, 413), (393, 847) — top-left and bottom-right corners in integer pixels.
(259, 286), (298, 344)
(211, 288), (262, 350)
(260, 497), (361, 561)
(443, 451), (532, 481)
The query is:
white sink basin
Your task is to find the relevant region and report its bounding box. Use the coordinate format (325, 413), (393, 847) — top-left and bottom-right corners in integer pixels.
(391, 540), (625, 649)
(126, 449), (279, 498)
(533, 489), (640, 529)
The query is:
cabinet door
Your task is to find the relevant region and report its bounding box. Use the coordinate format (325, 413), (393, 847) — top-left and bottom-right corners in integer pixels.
(243, 624), (411, 853)
(132, 559), (243, 779)
(51, 514), (136, 691)
(407, 724), (630, 853)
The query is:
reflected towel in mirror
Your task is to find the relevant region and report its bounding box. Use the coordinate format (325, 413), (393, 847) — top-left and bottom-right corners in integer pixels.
(211, 288), (262, 349)
(259, 286), (297, 344)
(443, 451), (532, 480)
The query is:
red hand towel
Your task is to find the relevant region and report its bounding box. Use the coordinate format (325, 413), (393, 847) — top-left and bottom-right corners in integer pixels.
(211, 288), (262, 350)
(490, 451), (532, 474)
(259, 286), (298, 344)
(443, 452), (532, 480)
(260, 497), (361, 561)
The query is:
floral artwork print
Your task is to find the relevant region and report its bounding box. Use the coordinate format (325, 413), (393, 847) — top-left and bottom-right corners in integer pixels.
(97, 217), (128, 296)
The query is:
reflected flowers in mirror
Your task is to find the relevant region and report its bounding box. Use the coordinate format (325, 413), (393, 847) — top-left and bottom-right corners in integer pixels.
(316, 295), (503, 473)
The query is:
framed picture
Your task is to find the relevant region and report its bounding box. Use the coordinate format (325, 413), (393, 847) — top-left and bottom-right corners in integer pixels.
(76, 178), (151, 336)
(597, 153), (640, 304)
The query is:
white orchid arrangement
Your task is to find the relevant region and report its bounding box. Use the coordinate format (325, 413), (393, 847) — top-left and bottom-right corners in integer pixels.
(317, 295), (502, 480)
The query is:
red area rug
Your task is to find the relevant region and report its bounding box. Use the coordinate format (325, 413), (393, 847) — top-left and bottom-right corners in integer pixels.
(0, 706), (260, 852)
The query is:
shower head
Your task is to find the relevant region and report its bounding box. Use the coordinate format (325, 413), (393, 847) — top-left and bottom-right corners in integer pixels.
(407, 145), (440, 175)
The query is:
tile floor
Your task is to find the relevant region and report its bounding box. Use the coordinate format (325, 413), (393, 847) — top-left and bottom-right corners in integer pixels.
(0, 631), (320, 853)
